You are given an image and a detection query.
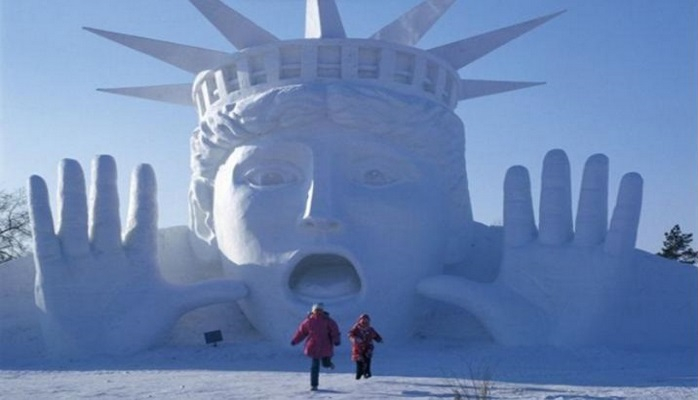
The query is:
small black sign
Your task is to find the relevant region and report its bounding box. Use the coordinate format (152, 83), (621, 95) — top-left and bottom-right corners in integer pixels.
(204, 330), (223, 346)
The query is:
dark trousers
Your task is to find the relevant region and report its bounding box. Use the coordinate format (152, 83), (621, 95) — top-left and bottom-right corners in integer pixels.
(355, 357), (372, 379)
(310, 357), (333, 388)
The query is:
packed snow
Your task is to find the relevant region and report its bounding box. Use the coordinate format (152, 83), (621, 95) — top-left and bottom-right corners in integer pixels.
(1, 334), (696, 399)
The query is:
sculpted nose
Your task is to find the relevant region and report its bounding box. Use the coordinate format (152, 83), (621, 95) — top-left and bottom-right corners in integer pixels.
(300, 180), (341, 232)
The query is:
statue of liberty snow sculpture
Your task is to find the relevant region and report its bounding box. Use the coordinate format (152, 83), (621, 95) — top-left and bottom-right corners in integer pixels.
(22, 0), (697, 356)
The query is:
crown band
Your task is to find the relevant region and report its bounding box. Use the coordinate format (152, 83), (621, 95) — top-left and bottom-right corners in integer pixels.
(193, 38), (460, 118)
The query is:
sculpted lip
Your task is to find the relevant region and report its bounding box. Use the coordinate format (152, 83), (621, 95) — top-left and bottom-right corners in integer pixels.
(288, 253), (362, 302)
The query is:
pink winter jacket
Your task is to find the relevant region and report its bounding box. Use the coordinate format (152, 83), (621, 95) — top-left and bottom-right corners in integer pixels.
(291, 312), (341, 359)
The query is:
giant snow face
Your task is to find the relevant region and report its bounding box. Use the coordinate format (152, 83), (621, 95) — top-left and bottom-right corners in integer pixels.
(212, 120), (449, 342)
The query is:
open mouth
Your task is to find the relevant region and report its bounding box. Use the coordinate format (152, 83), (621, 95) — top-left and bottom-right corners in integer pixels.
(288, 254), (362, 302)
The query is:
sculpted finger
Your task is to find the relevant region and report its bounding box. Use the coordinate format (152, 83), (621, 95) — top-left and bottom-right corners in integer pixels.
(124, 164), (158, 268)
(504, 166), (537, 246)
(574, 154), (608, 246)
(28, 175), (61, 265)
(538, 149), (573, 245)
(89, 155), (122, 252)
(604, 172), (642, 256)
(173, 279), (248, 314)
(57, 159), (90, 258)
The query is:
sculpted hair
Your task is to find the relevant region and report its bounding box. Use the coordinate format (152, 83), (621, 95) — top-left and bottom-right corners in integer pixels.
(189, 83), (473, 262)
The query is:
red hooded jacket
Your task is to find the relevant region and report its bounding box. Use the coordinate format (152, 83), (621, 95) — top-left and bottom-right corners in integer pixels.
(348, 315), (382, 361)
(291, 312), (340, 359)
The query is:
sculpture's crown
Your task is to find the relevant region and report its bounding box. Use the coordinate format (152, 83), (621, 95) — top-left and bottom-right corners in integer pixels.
(193, 38), (460, 118)
(85, 0), (563, 116)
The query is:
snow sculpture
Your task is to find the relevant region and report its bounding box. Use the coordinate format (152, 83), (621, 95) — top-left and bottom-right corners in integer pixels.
(419, 152), (645, 345)
(30, 157), (247, 355)
(189, 83), (472, 344)
(19, 0), (696, 356)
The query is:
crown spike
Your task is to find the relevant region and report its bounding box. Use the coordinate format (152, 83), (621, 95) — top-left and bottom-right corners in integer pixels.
(429, 10), (565, 70)
(305, 0), (346, 39)
(97, 84), (193, 106)
(91, 3), (558, 111)
(370, 0), (456, 46)
(458, 79), (545, 100)
(189, 0), (279, 50)
(84, 27), (235, 73)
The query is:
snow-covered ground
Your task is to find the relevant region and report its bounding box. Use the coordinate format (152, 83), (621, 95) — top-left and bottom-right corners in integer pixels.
(2, 338), (695, 399)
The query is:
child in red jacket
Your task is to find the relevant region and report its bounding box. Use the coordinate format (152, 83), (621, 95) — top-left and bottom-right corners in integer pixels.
(348, 313), (383, 379)
(291, 303), (341, 391)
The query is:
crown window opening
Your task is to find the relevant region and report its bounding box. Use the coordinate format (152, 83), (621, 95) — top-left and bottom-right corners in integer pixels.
(358, 47), (380, 79)
(394, 51), (415, 85)
(249, 54), (267, 86)
(222, 64), (240, 92)
(281, 65), (302, 80)
(423, 61), (439, 94)
(204, 75), (220, 105)
(280, 45), (302, 80)
(317, 45), (342, 79)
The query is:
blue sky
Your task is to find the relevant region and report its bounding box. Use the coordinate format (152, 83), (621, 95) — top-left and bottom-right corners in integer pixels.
(1, 0), (696, 253)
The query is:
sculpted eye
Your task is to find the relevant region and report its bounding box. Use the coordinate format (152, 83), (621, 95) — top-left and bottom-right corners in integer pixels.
(350, 156), (418, 188)
(350, 162), (403, 188)
(243, 163), (301, 188)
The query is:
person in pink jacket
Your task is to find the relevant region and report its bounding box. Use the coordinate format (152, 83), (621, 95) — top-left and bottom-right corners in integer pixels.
(291, 303), (341, 391)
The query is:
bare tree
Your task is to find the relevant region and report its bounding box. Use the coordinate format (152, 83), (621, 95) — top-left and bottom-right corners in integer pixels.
(0, 188), (31, 263)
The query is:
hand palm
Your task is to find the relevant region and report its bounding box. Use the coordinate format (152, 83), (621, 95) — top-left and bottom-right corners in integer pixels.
(419, 150), (642, 346)
(35, 247), (175, 355)
(30, 156), (246, 356)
